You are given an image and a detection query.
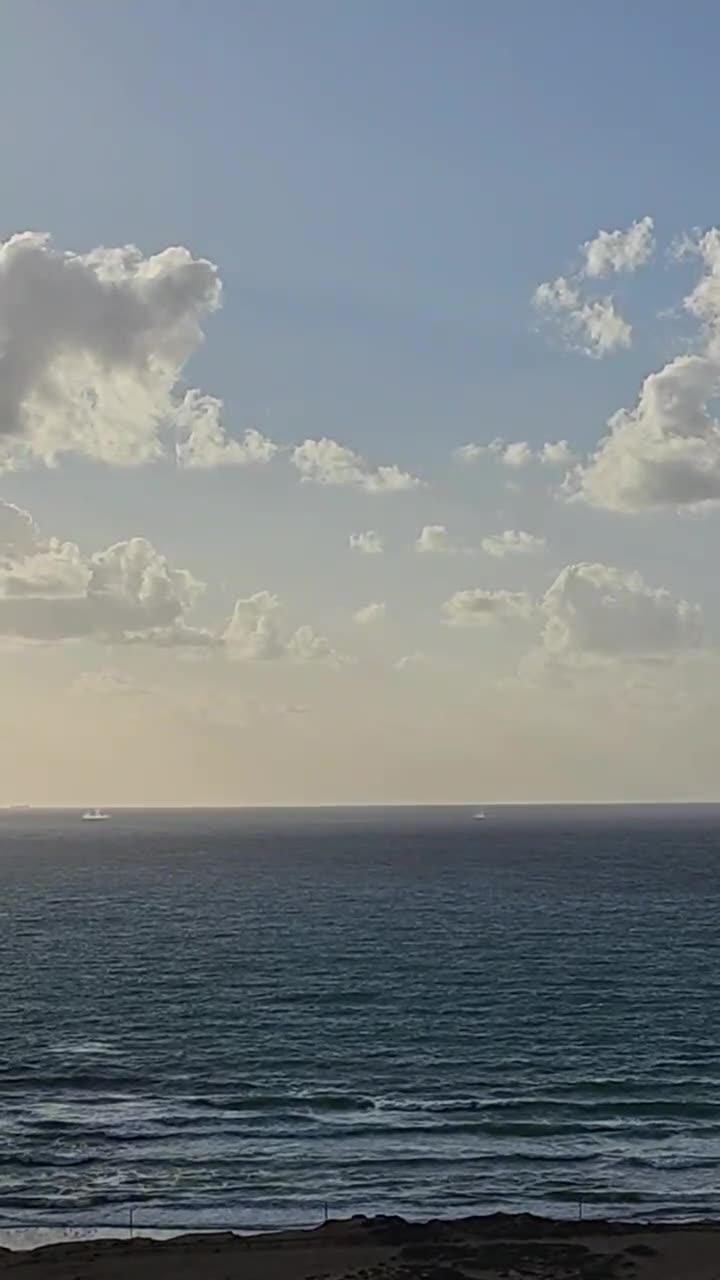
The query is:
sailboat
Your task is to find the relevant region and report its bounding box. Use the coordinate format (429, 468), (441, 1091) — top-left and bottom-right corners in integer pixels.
(473, 810), (487, 820)
(82, 808), (110, 822)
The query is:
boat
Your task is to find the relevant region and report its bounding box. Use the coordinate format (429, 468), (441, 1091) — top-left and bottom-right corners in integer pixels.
(473, 810), (487, 820)
(82, 809), (110, 822)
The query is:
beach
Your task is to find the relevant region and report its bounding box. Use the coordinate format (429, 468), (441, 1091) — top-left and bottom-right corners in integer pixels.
(3, 1215), (720, 1279)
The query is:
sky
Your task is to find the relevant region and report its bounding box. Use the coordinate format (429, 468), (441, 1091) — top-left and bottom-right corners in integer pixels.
(3, 0), (720, 804)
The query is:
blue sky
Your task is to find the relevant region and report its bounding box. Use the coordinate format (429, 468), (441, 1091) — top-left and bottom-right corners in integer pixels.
(2, 1), (720, 802)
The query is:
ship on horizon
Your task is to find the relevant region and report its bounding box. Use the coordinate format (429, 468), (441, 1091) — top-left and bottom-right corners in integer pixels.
(82, 809), (110, 822)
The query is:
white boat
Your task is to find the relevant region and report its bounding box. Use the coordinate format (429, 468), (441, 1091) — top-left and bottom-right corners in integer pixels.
(473, 810), (487, 820)
(82, 809), (110, 821)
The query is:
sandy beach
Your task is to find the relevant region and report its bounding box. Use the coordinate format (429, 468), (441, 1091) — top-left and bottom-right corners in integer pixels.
(2, 1214), (720, 1279)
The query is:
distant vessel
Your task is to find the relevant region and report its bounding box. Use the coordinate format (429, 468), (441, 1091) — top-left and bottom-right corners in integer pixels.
(473, 810), (487, 820)
(82, 809), (110, 822)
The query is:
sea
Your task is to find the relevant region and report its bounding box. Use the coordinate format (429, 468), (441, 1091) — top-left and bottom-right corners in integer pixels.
(2, 804), (720, 1246)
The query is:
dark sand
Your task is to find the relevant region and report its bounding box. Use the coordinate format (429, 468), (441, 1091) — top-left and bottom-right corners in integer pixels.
(2, 1214), (720, 1279)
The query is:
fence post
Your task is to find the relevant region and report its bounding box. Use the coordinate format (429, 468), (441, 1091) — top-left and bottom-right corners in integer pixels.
(324, 1201), (328, 1223)
(578, 1196), (583, 1222)
(129, 1207), (134, 1240)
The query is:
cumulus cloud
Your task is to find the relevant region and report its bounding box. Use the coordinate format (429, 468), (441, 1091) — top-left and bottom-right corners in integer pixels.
(0, 500), (208, 645)
(223, 591), (284, 660)
(482, 529), (546, 558)
(350, 530), (384, 554)
(581, 216), (655, 278)
(292, 437), (421, 493)
(533, 218), (653, 359)
(533, 276), (631, 357)
(456, 438), (573, 467)
(503, 441), (534, 468)
(175, 391), (278, 469)
(0, 230), (227, 469)
(443, 588), (534, 626)
(570, 225), (720, 510)
(223, 590), (339, 663)
(286, 624), (339, 663)
(455, 438), (532, 466)
(541, 562), (703, 658)
(354, 602), (386, 625)
(415, 524), (460, 554)
(0, 500), (343, 661)
(541, 439), (575, 466)
(573, 353), (720, 510)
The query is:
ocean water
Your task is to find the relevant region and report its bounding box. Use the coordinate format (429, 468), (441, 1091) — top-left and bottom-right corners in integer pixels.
(3, 805), (720, 1237)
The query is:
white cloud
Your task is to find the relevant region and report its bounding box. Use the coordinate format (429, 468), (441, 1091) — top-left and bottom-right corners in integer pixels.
(0, 502), (40, 557)
(286, 624), (339, 663)
(415, 524), (459, 553)
(0, 231), (221, 469)
(533, 276), (631, 357)
(0, 500), (208, 645)
(175, 391), (278, 469)
(350, 530), (384, 554)
(541, 563), (702, 658)
(455, 438), (530, 466)
(456, 438), (573, 467)
(581, 216), (655, 278)
(532, 218), (653, 360)
(223, 590), (339, 663)
(570, 226), (720, 510)
(574, 353), (720, 510)
(502, 441), (534, 468)
(541, 439), (575, 466)
(223, 591), (285, 660)
(454, 442), (493, 463)
(292, 437), (421, 493)
(482, 529), (546, 558)
(443, 588), (534, 626)
(354, 602), (386, 625)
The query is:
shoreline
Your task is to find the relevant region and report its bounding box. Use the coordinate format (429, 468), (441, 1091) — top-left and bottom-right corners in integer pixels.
(4, 1212), (720, 1278)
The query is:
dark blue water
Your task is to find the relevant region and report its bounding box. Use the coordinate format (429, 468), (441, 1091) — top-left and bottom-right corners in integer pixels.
(3, 805), (720, 1232)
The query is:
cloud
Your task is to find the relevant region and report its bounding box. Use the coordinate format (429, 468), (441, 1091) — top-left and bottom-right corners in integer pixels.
(533, 218), (653, 360)
(680, 228), (720, 340)
(0, 500), (208, 644)
(292, 437), (421, 493)
(223, 591), (285, 660)
(443, 588), (534, 626)
(533, 276), (631, 357)
(569, 226), (720, 510)
(394, 651), (429, 671)
(455, 438), (532, 466)
(350, 530), (384, 554)
(0, 501), (343, 661)
(502, 441), (534, 468)
(286, 624), (339, 662)
(354, 602), (386, 625)
(540, 439), (575, 466)
(415, 524), (460, 553)
(0, 231), (223, 469)
(175, 391), (278, 469)
(541, 563), (703, 658)
(573, 353), (720, 510)
(456, 438), (573, 467)
(223, 590), (340, 663)
(581, 216), (655, 278)
(481, 529), (546, 558)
